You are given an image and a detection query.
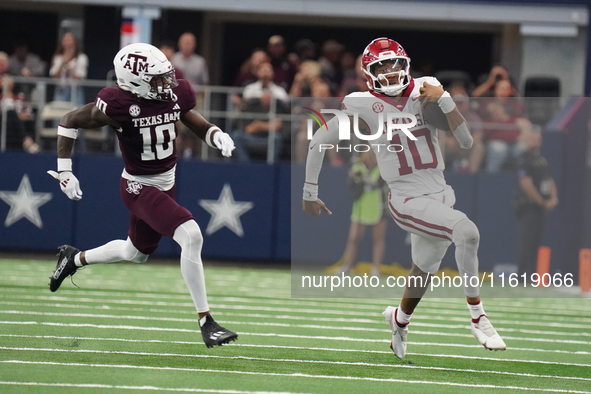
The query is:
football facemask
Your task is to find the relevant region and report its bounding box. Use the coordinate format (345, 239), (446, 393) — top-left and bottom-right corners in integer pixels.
(145, 69), (179, 101)
(365, 58), (410, 96)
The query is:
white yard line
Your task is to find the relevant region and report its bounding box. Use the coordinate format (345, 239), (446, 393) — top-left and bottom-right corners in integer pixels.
(2, 333), (589, 356)
(1, 333), (589, 356)
(1, 310), (589, 344)
(1, 300), (590, 328)
(0, 381), (305, 393)
(0, 342), (589, 382)
(1, 292), (590, 328)
(0, 361), (589, 393)
(1, 285), (590, 316)
(1, 320), (589, 362)
(1, 341), (590, 368)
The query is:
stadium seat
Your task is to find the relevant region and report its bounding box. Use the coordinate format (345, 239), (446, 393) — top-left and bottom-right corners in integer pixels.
(524, 76), (560, 97)
(39, 101), (110, 152)
(39, 101), (78, 139)
(523, 76), (561, 126)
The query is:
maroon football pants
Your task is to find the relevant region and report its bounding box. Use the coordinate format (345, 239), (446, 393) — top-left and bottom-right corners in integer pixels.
(120, 178), (194, 254)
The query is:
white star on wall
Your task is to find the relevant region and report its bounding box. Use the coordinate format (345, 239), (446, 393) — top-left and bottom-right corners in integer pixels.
(0, 174), (52, 229)
(199, 183), (253, 237)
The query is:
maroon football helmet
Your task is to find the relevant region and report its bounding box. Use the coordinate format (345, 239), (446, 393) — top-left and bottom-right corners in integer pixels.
(361, 38), (411, 96)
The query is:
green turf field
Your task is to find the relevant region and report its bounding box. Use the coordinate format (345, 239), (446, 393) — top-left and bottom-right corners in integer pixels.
(0, 258), (590, 393)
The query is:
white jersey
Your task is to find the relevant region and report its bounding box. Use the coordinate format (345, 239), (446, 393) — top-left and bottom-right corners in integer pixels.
(341, 77), (446, 197)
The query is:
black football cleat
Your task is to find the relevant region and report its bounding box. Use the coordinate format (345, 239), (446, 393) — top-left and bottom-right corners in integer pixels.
(199, 314), (238, 348)
(49, 245), (80, 292)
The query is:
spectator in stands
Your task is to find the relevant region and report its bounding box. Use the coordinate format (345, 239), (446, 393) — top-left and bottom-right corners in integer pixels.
(340, 51), (356, 80)
(172, 32), (209, 86)
(443, 82), (484, 172)
(266, 35), (296, 91)
(318, 39), (344, 90)
(289, 60), (322, 98)
(480, 98), (531, 172)
(339, 54), (368, 96)
(488, 78), (524, 116)
(158, 40), (185, 80)
(8, 38), (46, 102)
(0, 51), (39, 153)
(49, 32), (88, 108)
(232, 62), (289, 162)
(233, 49), (268, 88)
(474, 77), (529, 171)
(412, 61), (435, 78)
(242, 62), (290, 105)
(8, 39), (46, 78)
(473, 65), (515, 98)
(288, 39), (317, 70)
(513, 131), (558, 277)
(295, 77), (342, 165)
(172, 33), (209, 158)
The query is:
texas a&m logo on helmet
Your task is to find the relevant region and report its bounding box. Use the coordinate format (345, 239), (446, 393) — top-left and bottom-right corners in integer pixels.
(113, 43), (178, 101)
(123, 53), (149, 76)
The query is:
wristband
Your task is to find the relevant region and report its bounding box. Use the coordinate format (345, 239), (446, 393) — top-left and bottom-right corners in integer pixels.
(303, 183), (318, 201)
(205, 126), (221, 149)
(437, 91), (456, 114)
(57, 158), (72, 172)
(57, 125), (78, 139)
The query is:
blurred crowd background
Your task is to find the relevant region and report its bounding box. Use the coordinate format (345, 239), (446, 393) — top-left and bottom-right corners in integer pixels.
(0, 0), (587, 170)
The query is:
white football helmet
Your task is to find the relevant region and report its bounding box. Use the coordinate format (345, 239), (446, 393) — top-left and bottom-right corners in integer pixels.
(113, 43), (178, 101)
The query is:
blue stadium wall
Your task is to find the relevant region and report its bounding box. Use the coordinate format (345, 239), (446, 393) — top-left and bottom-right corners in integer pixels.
(0, 130), (569, 275)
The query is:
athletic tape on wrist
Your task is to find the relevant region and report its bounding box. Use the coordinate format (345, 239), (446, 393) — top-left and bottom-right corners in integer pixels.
(205, 126), (222, 149)
(57, 158), (72, 172)
(437, 91), (456, 114)
(57, 125), (78, 139)
(303, 183), (318, 201)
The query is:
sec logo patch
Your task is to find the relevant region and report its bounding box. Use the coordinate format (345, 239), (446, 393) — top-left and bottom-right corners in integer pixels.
(372, 102), (384, 113)
(129, 104), (141, 117)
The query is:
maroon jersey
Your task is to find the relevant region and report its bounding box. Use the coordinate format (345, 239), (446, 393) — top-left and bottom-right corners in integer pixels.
(95, 79), (196, 175)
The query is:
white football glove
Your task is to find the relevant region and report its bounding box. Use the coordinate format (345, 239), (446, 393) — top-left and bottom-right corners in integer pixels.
(213, 132), (236, 157)
(47, 170), (83, 201)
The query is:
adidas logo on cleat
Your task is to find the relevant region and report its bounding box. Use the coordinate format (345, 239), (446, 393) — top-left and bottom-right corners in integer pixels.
(200, 314), (238, 348)
(210, 331), (225, 340)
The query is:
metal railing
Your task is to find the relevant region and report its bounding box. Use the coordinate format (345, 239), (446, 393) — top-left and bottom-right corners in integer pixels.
(0, 76), (291, 163)
(1, 76), (567, 165)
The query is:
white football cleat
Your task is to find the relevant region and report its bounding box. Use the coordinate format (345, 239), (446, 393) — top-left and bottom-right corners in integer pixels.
(383, 306), (408, 359)
(471, 314), (506, 351)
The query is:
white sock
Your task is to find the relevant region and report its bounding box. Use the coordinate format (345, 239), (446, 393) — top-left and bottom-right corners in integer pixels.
(74, 253), (83, 267)
(396, 305), (412, 327)
(173, 220), (210, 313)
(84, 238), (148, 265)
(468, 301), (485, 320)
